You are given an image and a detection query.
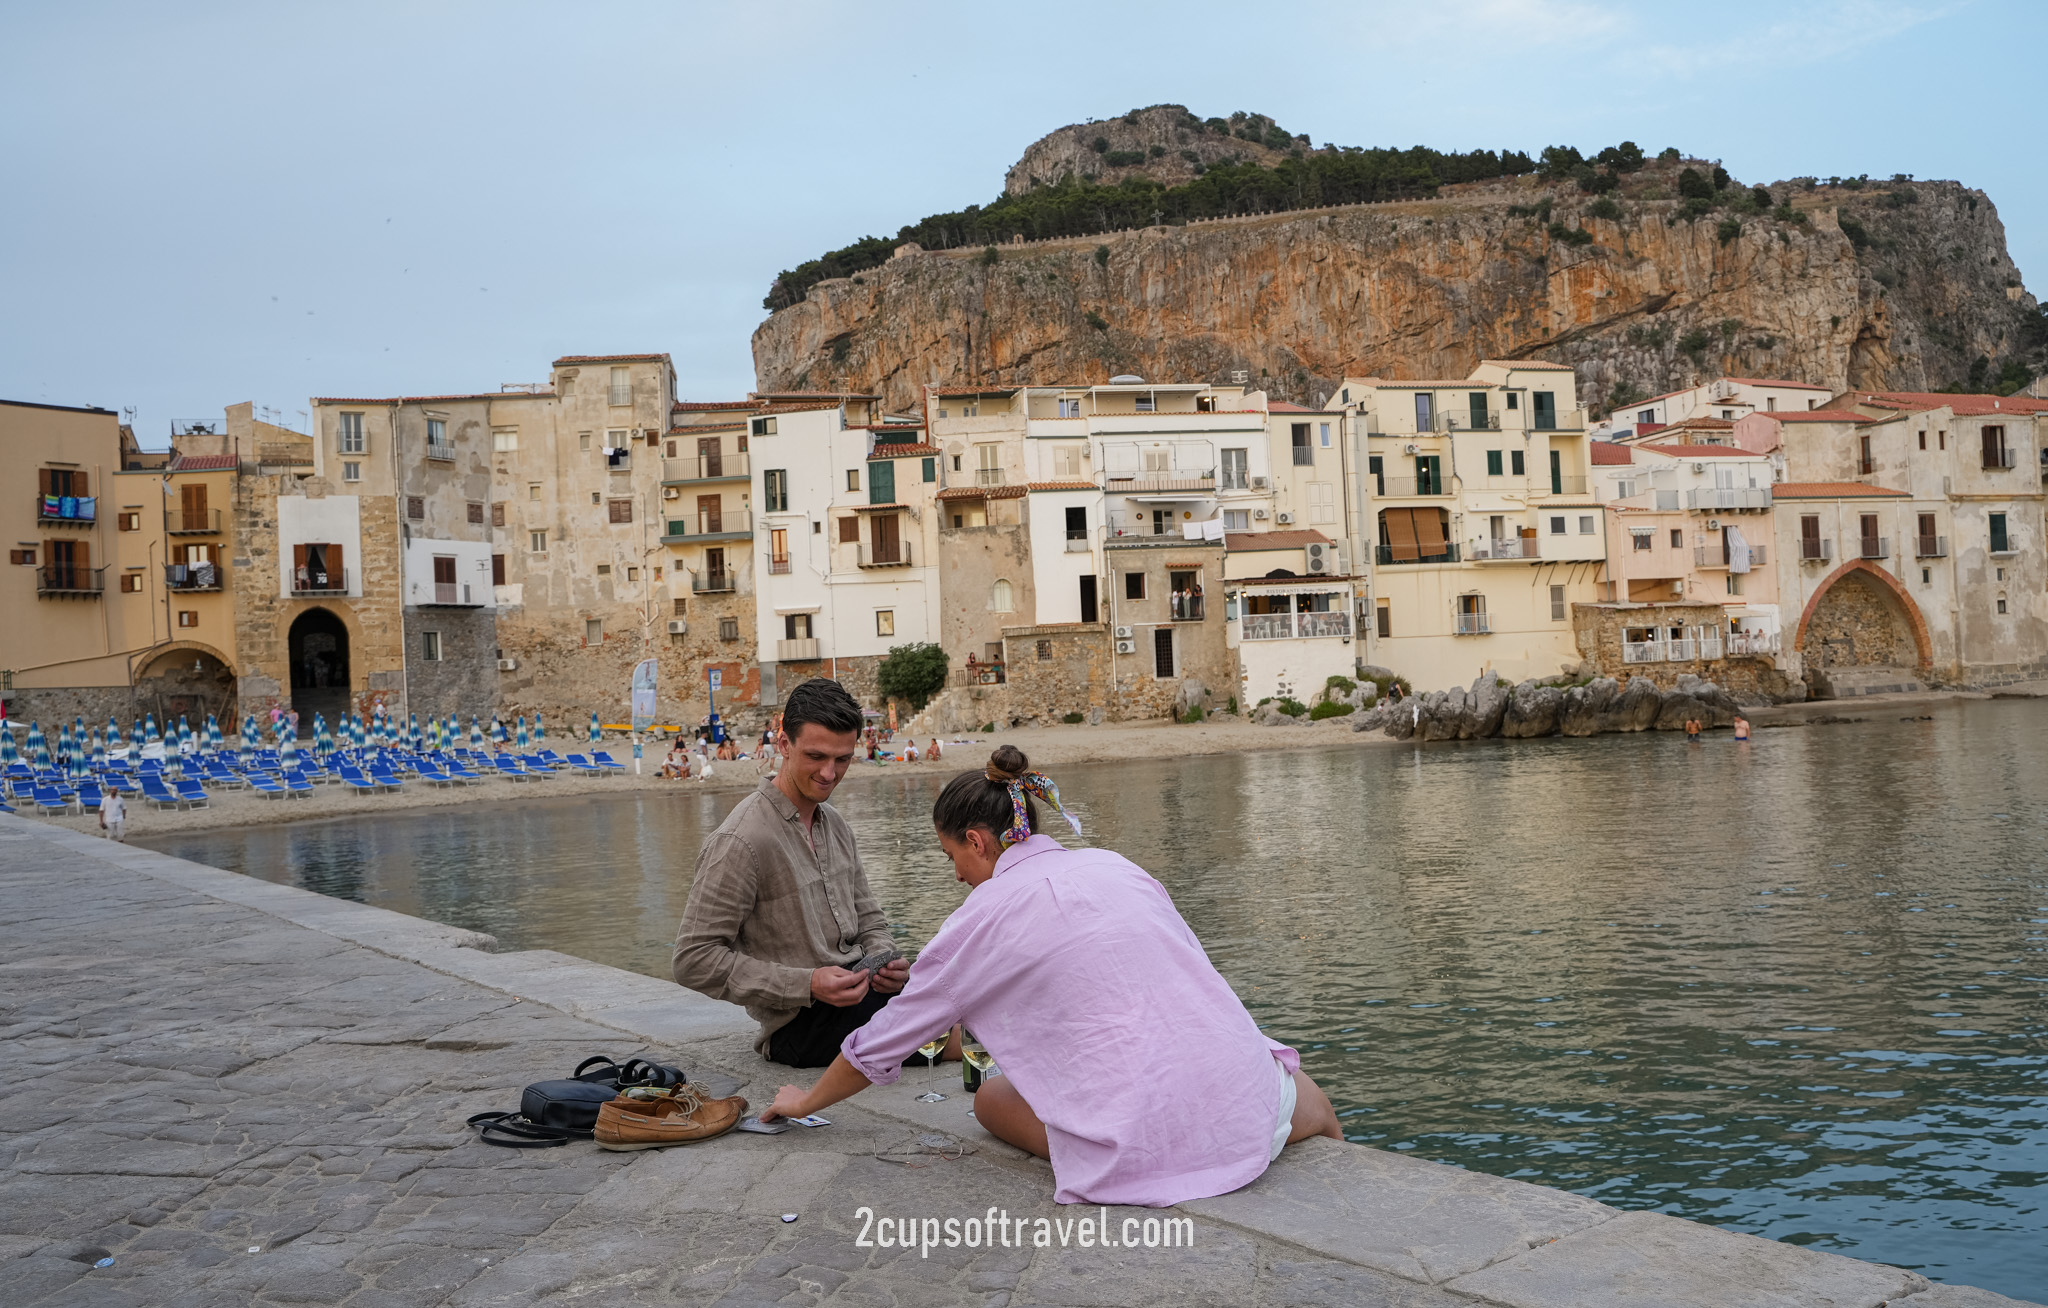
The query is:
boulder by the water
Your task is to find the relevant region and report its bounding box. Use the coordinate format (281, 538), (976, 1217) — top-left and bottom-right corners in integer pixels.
(1500, 681), (1563, 737)
(1365, 674), (1743, 742)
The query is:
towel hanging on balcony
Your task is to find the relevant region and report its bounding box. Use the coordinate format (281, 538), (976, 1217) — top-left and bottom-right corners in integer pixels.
(1726, 525), (1752, 574)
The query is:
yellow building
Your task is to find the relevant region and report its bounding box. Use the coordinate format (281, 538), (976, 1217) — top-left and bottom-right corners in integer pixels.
(1339, 361), (1606, 686)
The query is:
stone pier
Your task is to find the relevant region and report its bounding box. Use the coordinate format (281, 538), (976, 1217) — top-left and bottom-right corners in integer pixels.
(0, 815), (2033, 1307)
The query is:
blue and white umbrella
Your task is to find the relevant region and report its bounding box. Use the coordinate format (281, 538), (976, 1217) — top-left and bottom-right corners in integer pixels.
(533, 712), (546, 746)
(128, 719), (145, 754)
(353, 713), (367, 752)
(56, 724), (73, 770)
(515, 715), (528, 751)
(490, 712), (505, 745)
(588, 711), (602, 744)
(144, 712), (159, 744)
(280, 720), (297, 761)
(90, 728), (106, 771)
(312, 712), (330, 757)
(469, 716), (484, 751)
(32, 725), (53, 771)
(408, 712), (421, 752)
(0, 722), (17, 770)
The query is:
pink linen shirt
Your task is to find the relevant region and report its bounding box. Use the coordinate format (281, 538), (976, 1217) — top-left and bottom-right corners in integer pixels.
(840, 834), (1298, 1206)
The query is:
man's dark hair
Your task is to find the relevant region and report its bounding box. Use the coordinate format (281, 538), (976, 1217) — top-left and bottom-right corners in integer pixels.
(781, 678), (863, 743)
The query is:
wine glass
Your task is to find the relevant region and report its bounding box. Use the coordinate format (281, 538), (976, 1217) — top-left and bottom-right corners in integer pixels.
(962, 1036), (995, 1094)
(914, 1035), (948, 1102)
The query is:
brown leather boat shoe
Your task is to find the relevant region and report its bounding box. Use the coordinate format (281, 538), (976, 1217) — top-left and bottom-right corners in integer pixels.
(593, 1085), (746, 1151)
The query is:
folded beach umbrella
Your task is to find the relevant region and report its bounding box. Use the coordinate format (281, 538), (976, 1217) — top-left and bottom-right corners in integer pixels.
(127, 719), (143, 753)
(90, 728), (106, 771)
(354, 713), (367, 752)
(0, 721), (17, 769)
(515, 714), (528, 751)
(32, 726), (53, 771)
(533, 712), (546, 746)
(409, 712), (421, 752)
(469, 716), (483, 750)
(107, 714), (123, 753)
(144, 711), (158, 741)
(487, 712), (502, 744)
(73, 716), (87, 751)
(25, 720), (44, 760)
(56, 724), (72, 768)
(588, 711), (601, 744)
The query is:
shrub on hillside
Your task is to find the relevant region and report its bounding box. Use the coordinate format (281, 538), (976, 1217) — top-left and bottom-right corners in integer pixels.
(876, 642), (948, 710)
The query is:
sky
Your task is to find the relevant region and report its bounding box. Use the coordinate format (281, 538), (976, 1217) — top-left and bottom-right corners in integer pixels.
(4, 0), (2041, 447)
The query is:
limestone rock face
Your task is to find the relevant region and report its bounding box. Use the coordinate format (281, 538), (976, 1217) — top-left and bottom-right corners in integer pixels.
(756, 174), (2034, 414)
(1004, 105), (1307, 198)
(1501, 682), (1563, 738)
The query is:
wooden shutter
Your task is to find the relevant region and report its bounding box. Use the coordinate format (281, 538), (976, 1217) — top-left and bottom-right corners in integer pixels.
(38, 468), (54, 496)
(1382, 508), (1420, 562)
(433, 555), (456, 584)
(1800, 516), (1820, 545)
(294, 544), (308, 576)
(839, 516), (859, 543)
(1415, 510), (1448, 557)
(491, 554), (505, 585)
(491, 502), (505, 527)
(609, 499), (633, 524)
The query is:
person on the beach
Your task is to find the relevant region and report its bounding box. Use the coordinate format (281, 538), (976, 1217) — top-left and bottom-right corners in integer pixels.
(100, 788), (127, 842)
(928, 738), (942, 762)
(904, 740), (919, 763)
(672, 678), (913, 1067)
(1733, 714), (1751, 741)
(1685, 717), (1701, 742)
(662, 743), (689, 780)
(761, 744), (1341, 1205)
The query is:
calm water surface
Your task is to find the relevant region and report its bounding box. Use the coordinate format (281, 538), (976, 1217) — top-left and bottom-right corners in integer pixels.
(147, 701), (2048, 1299)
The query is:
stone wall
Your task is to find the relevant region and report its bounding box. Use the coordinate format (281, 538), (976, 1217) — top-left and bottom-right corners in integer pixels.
(402, 606), (497, 723)
(1801, 570), (1919, 669)
(1573, 601), (1805, 703)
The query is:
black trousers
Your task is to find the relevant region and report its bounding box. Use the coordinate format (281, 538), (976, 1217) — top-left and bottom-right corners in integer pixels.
(766, 989), (945, 1069)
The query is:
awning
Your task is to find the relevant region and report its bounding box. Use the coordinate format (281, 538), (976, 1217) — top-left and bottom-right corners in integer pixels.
(1382, 507), (1420, 562)
(773, 605), (821, 615)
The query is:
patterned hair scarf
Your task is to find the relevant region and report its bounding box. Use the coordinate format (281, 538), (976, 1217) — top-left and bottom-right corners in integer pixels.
(989, 766), (1083, 847)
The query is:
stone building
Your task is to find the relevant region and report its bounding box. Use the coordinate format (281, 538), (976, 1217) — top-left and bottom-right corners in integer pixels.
(1221, 531), (1362, 708)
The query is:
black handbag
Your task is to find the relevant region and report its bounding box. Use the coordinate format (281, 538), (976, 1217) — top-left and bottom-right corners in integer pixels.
(467, 1055), (688, 1148)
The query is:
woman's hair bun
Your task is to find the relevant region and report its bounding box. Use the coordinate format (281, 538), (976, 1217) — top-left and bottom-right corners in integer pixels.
(984, 744), (1030, 783)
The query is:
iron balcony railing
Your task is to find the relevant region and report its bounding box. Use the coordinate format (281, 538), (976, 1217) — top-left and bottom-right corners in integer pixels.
(1984, 447), (2018, 470)
(165, 563), (223, 592)
(1728, 631), (1779, 656)
(692, 570), (735, 594)
(1686, 487), (1771, 510)
(1473, 537), (1534, 560)
(1171, 597), (1206, 622)
(858, 541), (913, 568)
(1915, 535), (1948, 558)
(426, 581), (481, 606)
(663, 451), (751, 482)
(975, 467), (1007, 487)
(1543, 476), (1590, 496)
(1446, 413), (1501, 431)
(1375, 543), (1460, 565)
(1240, 611), (1353, 641)
(34, 495), (97, 526)
(425, 441), (455, 462)
(661, 510), (752, 542)
(291, 568), (350, 596)
(37, 565), (106, 596)
(165, 509), (222, 534)
(1860, 536), (1890, 560)
(767, 555), (791, 575)
(1800, 539), (1834, 562)
(776, 637), (819, 661)
(1375, 476), (1453, 497)
(1454, 612), (1491, 635)
(1622, 639), (1665, 664)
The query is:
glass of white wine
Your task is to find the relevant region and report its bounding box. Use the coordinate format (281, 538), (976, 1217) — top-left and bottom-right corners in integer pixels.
(914, 1035), (949, 1102)
(961, 1036), (996, 1094)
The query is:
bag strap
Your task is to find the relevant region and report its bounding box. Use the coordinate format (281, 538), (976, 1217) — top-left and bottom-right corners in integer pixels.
(616, 1058), (687, 1089)
(572, 1055), (624, 1084)
(465, 1111), (579, 1149)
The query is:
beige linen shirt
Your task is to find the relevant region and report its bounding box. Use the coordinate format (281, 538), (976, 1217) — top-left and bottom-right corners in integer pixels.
(672, 777), (893, 1053)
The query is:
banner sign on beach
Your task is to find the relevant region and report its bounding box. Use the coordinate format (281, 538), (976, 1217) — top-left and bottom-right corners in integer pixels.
(630, 659), (657, 733)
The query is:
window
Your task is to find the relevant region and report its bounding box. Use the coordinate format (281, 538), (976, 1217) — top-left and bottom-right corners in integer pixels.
(579, 432), (592, 451)
(1058, 398), (1082, 419)
(839, 516), (860, 543)
(1055, 445), (1084, 477)
(1135, 395), (1155, 414)
(528, 483), (541, 500)
(1767, 397), (1777, 412)
(1152, 627), (1174, 677)
(338, 412), (365, 453)
(491, 503), (505, 527)
(1455, 593), (1487, 634)
(494, 427), (518, 451)
(1630, 528), (1653, 551)
(868, 459), (895, 504)
(1142, 447), (1170, 473)
(1224, 509), (1249, 531)
(1917, 430), (1926, 451)
(427, 418), (446, 447)
(875, 610), (895, 637)
(1319, 422), (1331, 447)
(1510, 450), (1525, 475)
(609, 367), (631, 406)
(463, 501), (482, 524)
(1922, 568), (1931, 584)
(1670, 529), (1684, 548)
(530, 530), (547, 553)
(1414, 393), (1433, 430)
(1938, 430), (1946, 450)
(975, 444), (1003, 483)
(751, 416), (777, 437)
(117, 510), (140, 531)
(1726, 572), (1742, 595)
(178, 610), (198, 628)
(952, 454), (962, 471)
(719, 617), (740, 641)
(812, 521), (822, 533)
(604, 429), (629, 451)
(990, 579), (1014, 612)
(586, 618), (604, 643)
(1858, 434), (1874, 475)
(1036, 639), (1053, 660)
(1550, 584), (1566, 621)
(491, 554), (505, 585)
(1065, 506), (1087, 540)
(342, 461), (361, 482)
(1221, 448), (1248, 489)
(846, 468), (861, 492)
(1124, 572), (1146, 600)
(421, 630), (442, 661)
(784, 613), (812, 640)
(1997, 597), (2008, 614)
(1579, 515), (1596, 534)
(763, 469), (788, 512)
(1638, 408), (1655, 425)
(596, 564), (612, 576)
(1376, 601), (1391, 638)
(406, 496), (423, 520)
(1990, 512), (2010, 553)
(1486, 450), (1503, 476)
(1291, 423), (1313, 465)
(922, 457), (936, 483)
(119, 571), (143, 592)
(1549, 516), (1567, 535)
(608, 499), (633, 524)
(1532, 392), (1556, 429)
(672, 597), (687, 617)
(1982, 425), (2008, 468)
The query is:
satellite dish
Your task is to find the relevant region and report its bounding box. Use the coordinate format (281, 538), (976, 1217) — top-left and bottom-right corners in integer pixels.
(1108, 374), (1144, 384)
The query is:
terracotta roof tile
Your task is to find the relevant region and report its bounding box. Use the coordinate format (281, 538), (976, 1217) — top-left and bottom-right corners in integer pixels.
(1722, 377), (1830, 390)
(1479, 358), (1574, 371)
(1364, 379), (1496, 389)
(1027, 481), (1099, 492)
(311, 392), (556, 405)
(1637, 444), (1762, 458)
(1857, 391), (2048, 417)
(168, 453), (239, 471)
(1225, 529), (1330, 551)
(869, 443), (939, 458)
(1772, 481), (1911, 498)
(552, 353), (671, 365)
(1751, 409), (1868, 423)
(1659, 416), (1736, 429)
(666, 421), (747, 434)
(673, 400), (759, 411)
(1590, 443), (1635, 465)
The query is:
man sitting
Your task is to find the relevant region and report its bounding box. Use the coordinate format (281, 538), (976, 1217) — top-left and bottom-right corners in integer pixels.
(672, 678), (911, 1066)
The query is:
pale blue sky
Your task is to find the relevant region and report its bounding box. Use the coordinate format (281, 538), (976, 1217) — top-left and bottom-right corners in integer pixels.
(3, 1), (2039, 444)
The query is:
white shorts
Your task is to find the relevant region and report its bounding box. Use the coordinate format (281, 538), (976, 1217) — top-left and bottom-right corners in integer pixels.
(1269, 1056), (1298, 1162)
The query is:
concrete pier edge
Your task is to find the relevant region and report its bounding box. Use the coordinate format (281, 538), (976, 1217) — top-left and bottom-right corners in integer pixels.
(7, 813), (2036, 1308)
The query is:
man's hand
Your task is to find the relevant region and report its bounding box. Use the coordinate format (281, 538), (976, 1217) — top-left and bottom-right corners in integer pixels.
(811, 965), (870, 1007)
(870, 957), (910, 995)
(760, 1084), (810, 1123)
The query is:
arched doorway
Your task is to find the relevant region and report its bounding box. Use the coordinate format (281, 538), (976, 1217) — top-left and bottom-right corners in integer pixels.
(135, 645), (236, 729)
(1795, 562), (1931, 697)
(289, 608), (351, 728)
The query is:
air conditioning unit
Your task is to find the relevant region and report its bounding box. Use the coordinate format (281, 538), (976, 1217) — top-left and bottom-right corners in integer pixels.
(666, 620), (688, 635)
(663, 487), (680, 500)
(1113, 626), (1133, 639)
(1250, 475), (1270, 490)
(1404, 443), (1420, 455)
(1706, 518), (1722, 530)
(1671, 581), (1685, 596)
(1114, 639), (1136, 654)
(1275, 511), (1295, 525)
(1306, 542), (1342, 575)
(1692, 462), (1707, 473)
(497, 657), (518, 671)
(1253, 508), (1270, 520)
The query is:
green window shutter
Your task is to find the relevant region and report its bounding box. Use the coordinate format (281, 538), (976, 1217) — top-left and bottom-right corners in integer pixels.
(1511, 450), (1525, 475)
(922, 457), (936, 483)
(869, 460), (895, 505)
(1486, 450), (1503, 476)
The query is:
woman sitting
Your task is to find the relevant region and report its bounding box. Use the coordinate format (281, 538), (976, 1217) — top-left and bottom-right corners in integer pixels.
(661, 744), (690, 780)
(762, 746), (1340, 1206)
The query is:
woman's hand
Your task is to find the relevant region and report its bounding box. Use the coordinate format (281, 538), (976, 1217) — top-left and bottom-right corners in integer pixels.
(760, 1084), (810, 1122)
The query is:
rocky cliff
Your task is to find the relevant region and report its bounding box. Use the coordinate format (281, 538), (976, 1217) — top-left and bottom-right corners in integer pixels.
(1003, 104), (1315, 197)
(755, 153), (2041, 411)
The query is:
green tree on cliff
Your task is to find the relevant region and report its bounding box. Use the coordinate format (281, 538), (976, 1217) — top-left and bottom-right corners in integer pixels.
(877, 643), (950, 711)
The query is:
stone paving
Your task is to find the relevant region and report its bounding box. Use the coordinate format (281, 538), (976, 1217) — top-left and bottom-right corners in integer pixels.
(0, 815), (2036, 1307)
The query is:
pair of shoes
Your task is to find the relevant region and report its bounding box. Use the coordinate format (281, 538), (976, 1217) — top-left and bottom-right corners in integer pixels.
(594, 1084), (747, 1151)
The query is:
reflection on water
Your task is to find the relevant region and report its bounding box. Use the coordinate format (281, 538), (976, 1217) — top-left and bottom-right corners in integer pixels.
(147, 701), (2048, 1298)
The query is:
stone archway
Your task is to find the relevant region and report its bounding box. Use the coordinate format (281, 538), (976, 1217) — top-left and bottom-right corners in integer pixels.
(1794, 561), (1932, 695)
(135, 642), (237, 728)
(288, 607), (352, 728)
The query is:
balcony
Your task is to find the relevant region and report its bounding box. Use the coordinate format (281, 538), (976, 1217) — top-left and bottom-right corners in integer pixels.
(1984, 447), (2018, 470)
(1686, 487), (1771, 511)
(768, 555), (792, 574)
(975, 467), (1007, 488)
(776, 637), (820, 661)
(1541, 476), (1590, 496)
(165, 563), (223, 592)
(1859, 537), (1890, 560)
(1473, 537), (1534, 560)
(423, 581), (482, 606)
(1065, 536), (1092, 553)
(1622, 639), (1666, 664)
(1375, 543), (1461, 565)
(165, 509), (222, 534)
(37, 565), (105, 597)
(425, 441), (455, 462)
(1699, 543), (1768, 566)
(1105, 471), (1216, 493)
(663, 451), (751, 483)
(292, 568), (350, 596)
(34, 495), (96, 527)
(1799, 539), (1834, 563)
(1375, 476), (1453, 497)
(1445, 413), (1501, 431)
(692, 570), (735, 594)
(661, 510), (752, 544)
(1728, 631), (1780, 656)
(1915, 535), (1948, 558)
(858, 541), (914, 568)
(1171, 597), (1206, 622)
(1454, 612), (1491, 635)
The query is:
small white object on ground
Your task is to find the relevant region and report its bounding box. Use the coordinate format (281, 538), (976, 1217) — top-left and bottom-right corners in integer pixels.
(780, 1213), (798, 1223)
